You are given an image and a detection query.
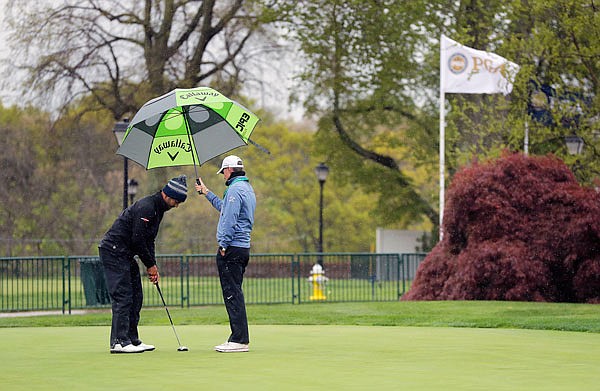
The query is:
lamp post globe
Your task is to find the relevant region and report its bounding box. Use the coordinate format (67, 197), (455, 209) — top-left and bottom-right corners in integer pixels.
(564, 135), (584, 155)
(127, 178), (139, 205)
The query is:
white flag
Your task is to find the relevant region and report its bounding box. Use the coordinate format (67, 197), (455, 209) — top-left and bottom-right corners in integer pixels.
(441, 34), (519, 95)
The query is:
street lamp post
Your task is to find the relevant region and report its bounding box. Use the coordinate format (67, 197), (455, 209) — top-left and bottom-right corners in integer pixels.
(112, 119), (130, 210)
(314, 163), (329, 266)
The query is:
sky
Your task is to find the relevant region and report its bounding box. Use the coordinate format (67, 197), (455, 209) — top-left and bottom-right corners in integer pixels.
(0, 0), (16, 103)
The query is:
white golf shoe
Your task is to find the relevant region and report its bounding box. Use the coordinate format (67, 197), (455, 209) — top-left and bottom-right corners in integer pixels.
(214, 341), (249, 353)
(135, 342), (156, 352)
(131, 339), (155, 351)
(110, 343), (146, 354)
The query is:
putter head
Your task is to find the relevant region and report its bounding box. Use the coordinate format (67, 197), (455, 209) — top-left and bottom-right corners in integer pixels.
(177, 346), (189, 352)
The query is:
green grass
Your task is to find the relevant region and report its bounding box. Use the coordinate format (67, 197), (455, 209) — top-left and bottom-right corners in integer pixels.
(3, 301), (600, 390)
(2, 301), (600, 332)
(2, 324), (600, 390)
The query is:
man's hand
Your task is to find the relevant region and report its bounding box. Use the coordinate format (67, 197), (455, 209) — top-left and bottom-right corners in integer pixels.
(195, 177), (209, 195)
(147, 265), (159, 284)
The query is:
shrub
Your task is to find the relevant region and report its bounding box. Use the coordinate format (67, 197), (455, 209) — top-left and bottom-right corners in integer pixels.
(403, 153), (600, 303)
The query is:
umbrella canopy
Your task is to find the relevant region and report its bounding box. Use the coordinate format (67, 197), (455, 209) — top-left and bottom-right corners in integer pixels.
(117, 87), (260, 169)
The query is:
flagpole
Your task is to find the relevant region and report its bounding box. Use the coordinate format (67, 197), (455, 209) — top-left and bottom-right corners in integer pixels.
(439, 94), (445, 241)
(437, 34), (520, 242)
(524, 120), (529, 155)
(439, 35), (446, 241)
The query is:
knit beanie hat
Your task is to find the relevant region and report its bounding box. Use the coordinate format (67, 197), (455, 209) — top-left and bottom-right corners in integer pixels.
(162, 175), (187, 202)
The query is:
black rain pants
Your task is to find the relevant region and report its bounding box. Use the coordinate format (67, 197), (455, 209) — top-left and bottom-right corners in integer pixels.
(217, 246), (250, 344)
(99, 247), (143, 347)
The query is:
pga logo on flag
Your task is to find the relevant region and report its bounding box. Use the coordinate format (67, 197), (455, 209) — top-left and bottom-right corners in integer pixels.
(441, 34), (520, 95)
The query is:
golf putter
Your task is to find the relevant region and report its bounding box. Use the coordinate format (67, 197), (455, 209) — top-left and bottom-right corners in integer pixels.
(155, 282), (188, 351)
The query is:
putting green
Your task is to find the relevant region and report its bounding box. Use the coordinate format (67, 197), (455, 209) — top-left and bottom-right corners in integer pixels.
(1, 325), (599, 390)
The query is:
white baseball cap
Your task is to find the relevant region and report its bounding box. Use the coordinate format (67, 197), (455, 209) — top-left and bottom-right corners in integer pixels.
(217, 155), (244, 174)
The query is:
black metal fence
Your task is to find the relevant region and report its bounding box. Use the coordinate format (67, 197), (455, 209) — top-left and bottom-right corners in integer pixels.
(0, 253), (426, 313)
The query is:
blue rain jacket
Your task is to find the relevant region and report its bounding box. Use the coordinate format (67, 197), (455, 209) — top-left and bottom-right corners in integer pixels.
(206, 176), (256, 249)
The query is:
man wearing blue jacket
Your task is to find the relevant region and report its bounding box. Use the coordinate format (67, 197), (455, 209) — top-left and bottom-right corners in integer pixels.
(196, 155), (256, 353)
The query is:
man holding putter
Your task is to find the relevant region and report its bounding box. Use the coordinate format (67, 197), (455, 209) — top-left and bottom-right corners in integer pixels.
(99, 175), (187, 354)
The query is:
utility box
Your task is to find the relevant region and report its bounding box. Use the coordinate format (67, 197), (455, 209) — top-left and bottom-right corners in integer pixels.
(79, 258), (111, 306)
(375, 229), (426, 280)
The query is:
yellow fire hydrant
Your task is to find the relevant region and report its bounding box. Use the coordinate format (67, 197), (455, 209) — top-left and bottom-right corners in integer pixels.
(308, 263), (329, 301)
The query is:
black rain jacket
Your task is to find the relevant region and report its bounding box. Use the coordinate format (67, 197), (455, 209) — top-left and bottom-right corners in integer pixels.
(98, 191), (169, 268)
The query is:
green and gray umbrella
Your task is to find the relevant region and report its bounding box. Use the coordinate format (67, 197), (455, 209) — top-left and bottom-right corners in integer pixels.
(117, 87), (260, 170)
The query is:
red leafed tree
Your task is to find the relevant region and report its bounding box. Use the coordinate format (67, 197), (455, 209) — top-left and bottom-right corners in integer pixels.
(403, 152), (600, 303)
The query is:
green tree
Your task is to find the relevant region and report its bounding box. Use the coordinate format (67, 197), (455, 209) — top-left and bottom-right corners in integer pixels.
(0, 104), (49, 256)
(2, 0), (291, 220)
(278, 0), (449, 242)
(502, 0), (600, 183)
(440, 1), (599, 173)
(171, 117), (381, 254)
(3, 0), (283, 119)
(428, 0), (600, 183)
(0, 103), (117, 255)
(0, 97), (384, 256)
(281, 0), (600, 249)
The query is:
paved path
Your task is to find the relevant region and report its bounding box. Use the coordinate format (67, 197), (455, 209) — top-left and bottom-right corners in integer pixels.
(0, 310), (89, 318)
